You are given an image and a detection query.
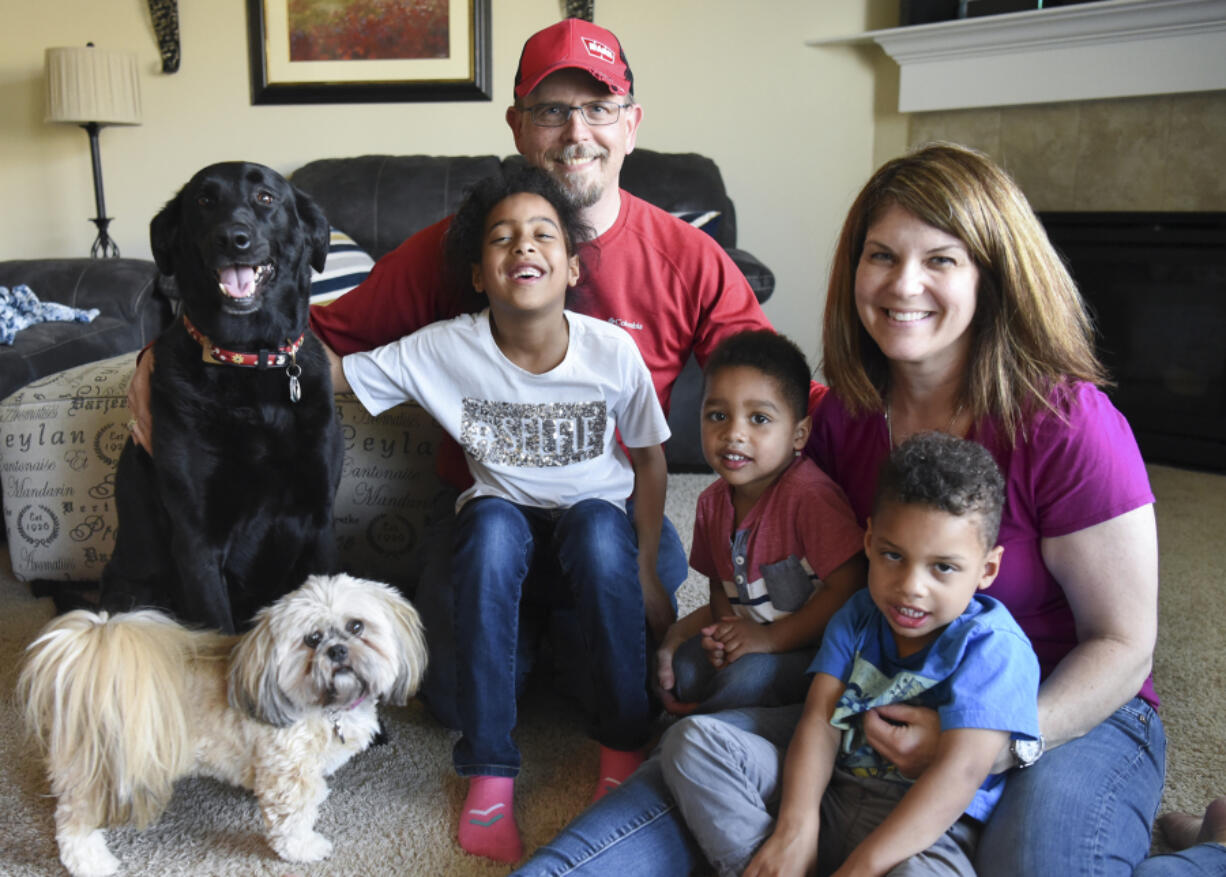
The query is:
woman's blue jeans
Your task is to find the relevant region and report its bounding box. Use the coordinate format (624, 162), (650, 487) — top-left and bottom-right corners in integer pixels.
(975, 697), (1167, 875)
(1134, 844), (1226, 876)
(450, 496), (673, 777)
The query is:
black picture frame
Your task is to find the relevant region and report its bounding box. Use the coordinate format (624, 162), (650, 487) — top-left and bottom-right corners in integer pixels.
(245, 0), (491, 105)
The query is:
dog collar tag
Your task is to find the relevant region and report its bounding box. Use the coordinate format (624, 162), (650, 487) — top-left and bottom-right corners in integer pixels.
(287, 362), (302, 404)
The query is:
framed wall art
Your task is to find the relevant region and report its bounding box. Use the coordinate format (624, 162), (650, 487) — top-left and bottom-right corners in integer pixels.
(246, 0), (491, 104)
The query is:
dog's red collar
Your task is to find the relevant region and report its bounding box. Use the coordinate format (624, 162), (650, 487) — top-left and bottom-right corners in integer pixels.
(182, 315), (305, 369)
(182, 315), (306, 403)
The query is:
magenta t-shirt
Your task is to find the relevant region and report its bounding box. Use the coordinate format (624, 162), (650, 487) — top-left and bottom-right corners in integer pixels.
(806, 382), (1158, 706)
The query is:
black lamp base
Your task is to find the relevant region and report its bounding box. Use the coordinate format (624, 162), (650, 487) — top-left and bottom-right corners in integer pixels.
(89, 216), (120, 259)
(82, 122), (120, 259)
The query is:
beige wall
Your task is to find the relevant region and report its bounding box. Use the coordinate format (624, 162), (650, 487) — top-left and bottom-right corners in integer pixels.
(0, 1), (905, 370)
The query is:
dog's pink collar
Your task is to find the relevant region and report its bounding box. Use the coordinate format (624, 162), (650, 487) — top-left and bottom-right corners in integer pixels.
(182, 315), (304, 369)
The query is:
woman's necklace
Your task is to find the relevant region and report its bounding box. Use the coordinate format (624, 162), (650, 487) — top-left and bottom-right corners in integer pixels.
(885, 398), (966, 448)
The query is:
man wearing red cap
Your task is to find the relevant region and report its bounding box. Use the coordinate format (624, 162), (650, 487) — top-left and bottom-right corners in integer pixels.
(310, 18), (774, 429)
(130, 18), (781, 864)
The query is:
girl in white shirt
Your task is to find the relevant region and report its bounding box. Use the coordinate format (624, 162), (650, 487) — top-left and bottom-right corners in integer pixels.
(328, 167), (672, 864)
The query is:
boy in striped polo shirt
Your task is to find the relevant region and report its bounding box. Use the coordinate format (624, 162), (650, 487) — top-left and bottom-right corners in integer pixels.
(655, 330), (865, 714)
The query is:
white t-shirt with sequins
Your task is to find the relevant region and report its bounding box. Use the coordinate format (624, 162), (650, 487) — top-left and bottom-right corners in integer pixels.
(343, 309), (670, 512)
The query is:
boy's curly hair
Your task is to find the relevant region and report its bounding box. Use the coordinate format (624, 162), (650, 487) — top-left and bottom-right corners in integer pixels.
(443, 165), (595, 313)
(873, 432), (1006, 548)
(702, 330), (812, 421)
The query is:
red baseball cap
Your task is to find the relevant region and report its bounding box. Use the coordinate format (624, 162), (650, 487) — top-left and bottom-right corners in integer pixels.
(513, 19), (633, 100)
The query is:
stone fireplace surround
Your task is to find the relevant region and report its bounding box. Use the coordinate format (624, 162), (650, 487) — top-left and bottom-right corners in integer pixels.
(906, 92), (1226, 213)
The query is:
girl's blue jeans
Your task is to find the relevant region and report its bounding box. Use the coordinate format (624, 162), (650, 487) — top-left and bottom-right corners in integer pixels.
(450, 496), (677, 777)
(412, 489), (687, 735)
(511, 697), (1169, 876)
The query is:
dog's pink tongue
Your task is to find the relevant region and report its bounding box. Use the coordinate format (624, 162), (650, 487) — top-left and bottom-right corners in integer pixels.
(218, 265), (256, 298)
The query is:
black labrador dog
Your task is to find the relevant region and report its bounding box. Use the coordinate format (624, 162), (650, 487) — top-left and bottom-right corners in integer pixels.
(100, 162), (343, 633)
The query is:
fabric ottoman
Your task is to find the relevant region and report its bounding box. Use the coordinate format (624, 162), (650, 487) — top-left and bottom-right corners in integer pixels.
(1, 353), (443, 588)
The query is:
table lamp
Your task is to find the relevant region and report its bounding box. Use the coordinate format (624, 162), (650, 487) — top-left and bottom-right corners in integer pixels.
(45, 43), (142, 258)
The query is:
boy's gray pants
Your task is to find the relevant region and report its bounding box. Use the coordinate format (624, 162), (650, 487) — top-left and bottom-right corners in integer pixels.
(658, 707), (981, 877)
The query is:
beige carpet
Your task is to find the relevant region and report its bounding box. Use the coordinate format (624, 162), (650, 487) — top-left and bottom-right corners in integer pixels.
(1, 465), (1223, 876)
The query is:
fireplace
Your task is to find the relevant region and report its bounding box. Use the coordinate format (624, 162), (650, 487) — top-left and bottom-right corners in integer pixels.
(1038, 212), (1226, 473)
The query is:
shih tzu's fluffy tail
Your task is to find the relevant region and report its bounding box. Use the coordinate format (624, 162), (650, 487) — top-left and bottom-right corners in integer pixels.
(17, 609), (227, 829)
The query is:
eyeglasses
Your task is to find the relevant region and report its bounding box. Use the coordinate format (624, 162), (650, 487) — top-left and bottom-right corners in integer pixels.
(520, 100), (631, 128)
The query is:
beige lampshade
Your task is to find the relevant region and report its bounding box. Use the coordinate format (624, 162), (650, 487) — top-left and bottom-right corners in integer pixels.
(45, 45), (141, 126)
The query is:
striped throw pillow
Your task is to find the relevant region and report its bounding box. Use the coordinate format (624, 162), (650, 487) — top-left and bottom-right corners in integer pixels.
(310, 228), (375, 306)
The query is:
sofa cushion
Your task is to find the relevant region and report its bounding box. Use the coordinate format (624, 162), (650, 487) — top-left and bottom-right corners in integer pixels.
(0, 259), (173, 401)
(1, 354), (444, 589)
(291, 155), (504, 259)
(310, 228), (375, 306)
(619, 149), (738, 248)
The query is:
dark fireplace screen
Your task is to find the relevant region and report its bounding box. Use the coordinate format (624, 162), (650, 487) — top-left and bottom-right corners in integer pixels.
(1039, 212), (1226, 473)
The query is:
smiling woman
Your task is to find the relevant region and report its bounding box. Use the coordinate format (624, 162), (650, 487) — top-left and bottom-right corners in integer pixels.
(853, 202), (980, 410)
(806, 141), (1164, 875)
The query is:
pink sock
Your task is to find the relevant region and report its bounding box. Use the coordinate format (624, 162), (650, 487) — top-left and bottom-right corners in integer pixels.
(458, 775), (522, 863)
(593, 745), (645, 802)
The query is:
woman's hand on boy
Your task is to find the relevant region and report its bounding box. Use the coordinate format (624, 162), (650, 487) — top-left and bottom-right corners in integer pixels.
(862, 704), (941, 779)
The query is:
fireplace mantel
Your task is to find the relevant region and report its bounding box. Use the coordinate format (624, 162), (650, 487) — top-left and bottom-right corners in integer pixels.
(808, 0), (1226, 112)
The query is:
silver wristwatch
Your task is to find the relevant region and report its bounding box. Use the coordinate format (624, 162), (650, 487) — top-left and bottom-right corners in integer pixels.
(1010, 734), (1045, 769)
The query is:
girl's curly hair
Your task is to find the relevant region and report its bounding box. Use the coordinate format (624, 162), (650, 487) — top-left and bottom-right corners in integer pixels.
(443, 164), (595, 312)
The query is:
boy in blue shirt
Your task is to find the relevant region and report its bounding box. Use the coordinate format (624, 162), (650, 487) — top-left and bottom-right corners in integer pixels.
(661, 432), (1041, 876)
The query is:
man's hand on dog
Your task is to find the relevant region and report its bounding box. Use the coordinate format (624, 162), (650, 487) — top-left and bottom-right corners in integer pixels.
(127, 349), (155, 453)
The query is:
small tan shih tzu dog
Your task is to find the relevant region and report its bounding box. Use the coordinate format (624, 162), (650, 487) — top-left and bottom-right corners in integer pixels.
(18, 573), (427, 877)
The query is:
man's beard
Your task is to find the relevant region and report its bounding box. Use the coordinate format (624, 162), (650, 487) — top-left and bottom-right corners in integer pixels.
(559, 177), (603, 209)
(549, 145), (607, 209)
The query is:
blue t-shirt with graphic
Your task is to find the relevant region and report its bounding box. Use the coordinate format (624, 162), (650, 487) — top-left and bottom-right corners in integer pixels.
(809, 589), (1041, 821)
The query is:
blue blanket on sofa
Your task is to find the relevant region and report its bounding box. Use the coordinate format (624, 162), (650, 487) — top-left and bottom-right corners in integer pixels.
(0, 284), (99, 345)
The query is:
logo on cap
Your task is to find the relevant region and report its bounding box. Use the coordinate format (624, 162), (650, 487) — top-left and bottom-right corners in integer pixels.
(581, 37), (615, 65)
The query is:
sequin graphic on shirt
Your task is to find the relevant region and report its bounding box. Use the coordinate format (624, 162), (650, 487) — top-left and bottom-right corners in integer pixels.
(461, 399), (607, 467)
